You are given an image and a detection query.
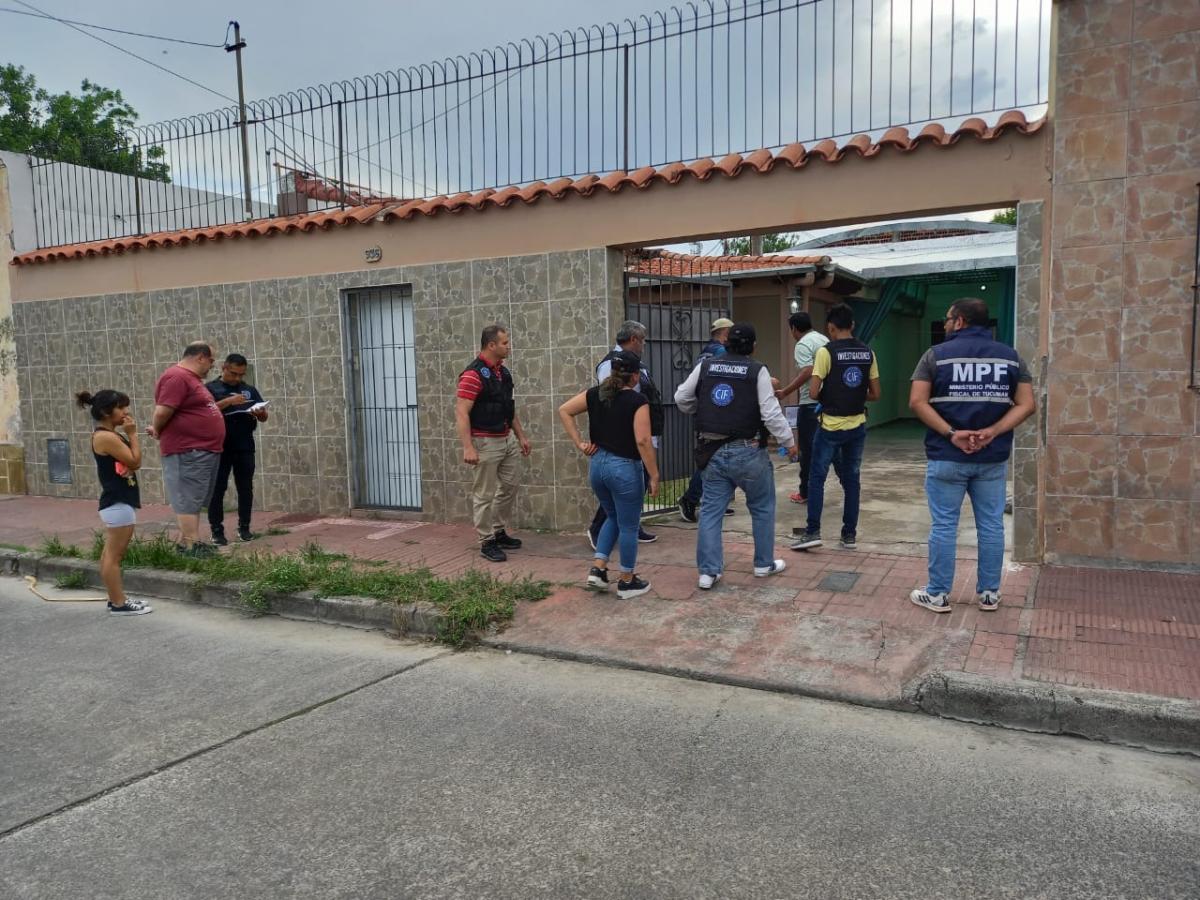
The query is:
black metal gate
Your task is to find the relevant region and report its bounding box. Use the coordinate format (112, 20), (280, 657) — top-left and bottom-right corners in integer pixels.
(624, 260), (733, 515)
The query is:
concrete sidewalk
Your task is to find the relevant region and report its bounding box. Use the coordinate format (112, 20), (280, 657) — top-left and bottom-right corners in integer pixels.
(4, 493), (1198, 749)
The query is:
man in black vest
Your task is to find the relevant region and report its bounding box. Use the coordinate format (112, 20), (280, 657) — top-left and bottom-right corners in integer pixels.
(455, 325), (532, 562)
(587, 320), (661, 548)
(205, 353), (268, 544)
(675, 323), (797, 590)
(908, 297), (1035, 614)
(791, 303), (880, 552)
(678, 317), (737, 523)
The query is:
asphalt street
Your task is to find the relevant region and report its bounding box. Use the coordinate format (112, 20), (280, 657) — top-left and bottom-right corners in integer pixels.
(2, 575), (1198, 899)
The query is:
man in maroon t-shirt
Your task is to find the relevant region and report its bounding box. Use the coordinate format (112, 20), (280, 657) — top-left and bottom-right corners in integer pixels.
(150, 342), (230, 556)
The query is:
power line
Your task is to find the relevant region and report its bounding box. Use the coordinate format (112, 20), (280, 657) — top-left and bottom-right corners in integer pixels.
(0, 5), (226, 48)
(12, 0), (235, 102)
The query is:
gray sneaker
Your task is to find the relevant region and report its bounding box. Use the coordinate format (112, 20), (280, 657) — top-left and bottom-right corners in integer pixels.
(790, 532), (822, 551)
(839, 535), (857, 550)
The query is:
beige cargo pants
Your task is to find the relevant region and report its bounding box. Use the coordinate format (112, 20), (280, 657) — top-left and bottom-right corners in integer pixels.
(471, 432), (521, 543)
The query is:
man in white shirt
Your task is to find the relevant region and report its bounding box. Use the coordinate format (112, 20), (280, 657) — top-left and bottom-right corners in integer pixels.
(675, 323), (797, 590)
(776, 311), (829, 504)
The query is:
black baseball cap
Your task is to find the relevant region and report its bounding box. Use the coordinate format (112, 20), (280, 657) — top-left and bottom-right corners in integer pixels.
(729, 322), (757, 344)
(609, 349), (642, 374)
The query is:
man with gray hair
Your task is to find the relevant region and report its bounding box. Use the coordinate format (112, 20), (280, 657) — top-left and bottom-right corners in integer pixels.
(588, 320), (662, 547)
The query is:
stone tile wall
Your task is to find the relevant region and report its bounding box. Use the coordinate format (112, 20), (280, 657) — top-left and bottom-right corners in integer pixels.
(10, 248), (624, 532)
(1047, 0), (1199, 569)
(1012, 200), (1045, 563)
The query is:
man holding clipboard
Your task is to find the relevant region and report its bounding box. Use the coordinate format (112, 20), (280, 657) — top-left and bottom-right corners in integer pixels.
(206, 353), (269, 544)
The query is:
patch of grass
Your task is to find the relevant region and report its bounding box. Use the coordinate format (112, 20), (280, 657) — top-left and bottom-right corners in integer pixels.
(71, 531), (549, 642)
(53, 571), (89, 590)
(0, 541), (29, 552)
(89, 530), (106, 561)
(40, 535), (82, 558)
(265, 526), (291, 536)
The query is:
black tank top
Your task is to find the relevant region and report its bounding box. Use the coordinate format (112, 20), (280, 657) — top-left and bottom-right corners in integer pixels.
(585, 386), (647, 460)
(93, 429), (141, 510)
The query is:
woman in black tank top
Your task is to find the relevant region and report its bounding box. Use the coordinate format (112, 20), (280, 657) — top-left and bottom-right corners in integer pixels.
(76, 389), (150, 616)
(558, 350), (660, 600)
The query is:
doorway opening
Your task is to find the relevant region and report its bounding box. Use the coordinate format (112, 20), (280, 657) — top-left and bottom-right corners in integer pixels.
(623, 212), (1019, 554)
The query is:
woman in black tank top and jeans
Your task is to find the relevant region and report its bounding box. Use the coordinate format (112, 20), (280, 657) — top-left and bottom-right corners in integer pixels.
(558, 350), (660, 599)
(75, 389), (151, 616)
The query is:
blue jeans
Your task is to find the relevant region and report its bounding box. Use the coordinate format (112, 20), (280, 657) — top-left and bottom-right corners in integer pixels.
(589, 449), (645, 573)
(806, 425), (866, 538)
(925, 460), (1007, 596)
(697, 442), (777, 576)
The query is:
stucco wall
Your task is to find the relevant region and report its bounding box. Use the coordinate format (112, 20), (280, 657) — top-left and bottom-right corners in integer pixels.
(10, 249), (623, 530)
(1, 160), (24, 463)
(1044, 0), (1199, 569)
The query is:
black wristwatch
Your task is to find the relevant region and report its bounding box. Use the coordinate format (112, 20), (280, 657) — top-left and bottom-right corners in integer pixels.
(946, 428), (957, 439)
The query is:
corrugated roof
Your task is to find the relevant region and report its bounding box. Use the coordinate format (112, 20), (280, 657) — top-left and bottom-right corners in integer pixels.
(12, 111), (1044, 267)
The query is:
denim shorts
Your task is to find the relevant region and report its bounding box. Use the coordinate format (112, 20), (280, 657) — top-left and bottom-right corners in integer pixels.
(98, 503), (138, 528)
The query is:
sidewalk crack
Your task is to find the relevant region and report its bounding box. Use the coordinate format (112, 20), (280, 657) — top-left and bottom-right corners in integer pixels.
(873, 622), (887, 669)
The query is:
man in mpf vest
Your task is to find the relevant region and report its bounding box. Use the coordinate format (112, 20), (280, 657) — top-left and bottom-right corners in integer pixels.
(455, 325), (532, 563)
(908, 298), (1035, 613)
(791, 303), (880, 552)
(675, 322), (797, 590)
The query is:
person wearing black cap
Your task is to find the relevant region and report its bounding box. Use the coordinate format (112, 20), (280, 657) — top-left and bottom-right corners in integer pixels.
(675, 322), (797, 590)
(678, 317), (737, 523)
(559, 349), (660, 600)
(587, 321), (662, 548)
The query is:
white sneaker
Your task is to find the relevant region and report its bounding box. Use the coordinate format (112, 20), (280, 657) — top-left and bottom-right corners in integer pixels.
(910, 589), (951, 613)
(698, 573), (722, 590)
(753, 560), (786, 577)
(977, 590), (1001, 611)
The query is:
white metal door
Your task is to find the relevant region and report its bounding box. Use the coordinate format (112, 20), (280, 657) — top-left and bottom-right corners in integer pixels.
(346, 287), (422, 509)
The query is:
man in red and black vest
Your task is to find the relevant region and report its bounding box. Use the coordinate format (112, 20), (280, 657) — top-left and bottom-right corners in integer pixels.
(455, 325), (532, 562)
(790, 303), (881, 552)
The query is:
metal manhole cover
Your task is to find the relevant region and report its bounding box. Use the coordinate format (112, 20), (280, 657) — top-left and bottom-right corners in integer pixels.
(818, 571), (860, 592)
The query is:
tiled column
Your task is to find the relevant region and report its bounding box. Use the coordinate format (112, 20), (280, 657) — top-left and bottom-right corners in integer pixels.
(1047, 0), (1199, 568)
(1012, 200), (1045, 562)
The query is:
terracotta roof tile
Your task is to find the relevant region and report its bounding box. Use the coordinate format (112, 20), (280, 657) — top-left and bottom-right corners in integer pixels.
(629, 250), (832, 278)
(12, 111), (1044, 267)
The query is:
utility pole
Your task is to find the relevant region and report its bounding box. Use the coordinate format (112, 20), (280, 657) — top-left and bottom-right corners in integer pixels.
(226, 21), (253, 220)
(750, 234), (764, 255)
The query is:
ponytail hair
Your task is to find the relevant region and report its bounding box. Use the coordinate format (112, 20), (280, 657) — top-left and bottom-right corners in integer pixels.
(75, 389), (130, 422)
(598, 369), (637, 403)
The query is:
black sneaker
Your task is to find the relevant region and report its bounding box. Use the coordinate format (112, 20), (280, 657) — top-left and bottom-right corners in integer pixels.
(789, 532), (822, 551)
(480, 540), (507, 563)
(616, 575), (651, 599)
(238, 526), (254, 543)
(211, 529), (228, 547)
(839, 534), (857, 550)
(724, 508), (735, 517)
(494, 529), (522, 550)
(586, 566), (610, 591)
(176, 542), (218, 559)
(678, 497), (698, 523)
(637, 528), (657, 544)
(108, 599), (152, 616)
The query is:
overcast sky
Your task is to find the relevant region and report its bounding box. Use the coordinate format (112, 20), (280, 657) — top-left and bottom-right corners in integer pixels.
(1, 0), (666, 123)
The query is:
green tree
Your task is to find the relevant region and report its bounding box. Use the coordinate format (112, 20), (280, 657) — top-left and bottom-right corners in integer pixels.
(0, 64), (169, 181)
(726, 233), (796, 255)
(990, 208), (1017, 226)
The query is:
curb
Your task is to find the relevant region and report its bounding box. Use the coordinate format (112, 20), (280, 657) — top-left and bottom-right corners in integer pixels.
(915, 671), (1200, 757)
(0, 548), (447, 639)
